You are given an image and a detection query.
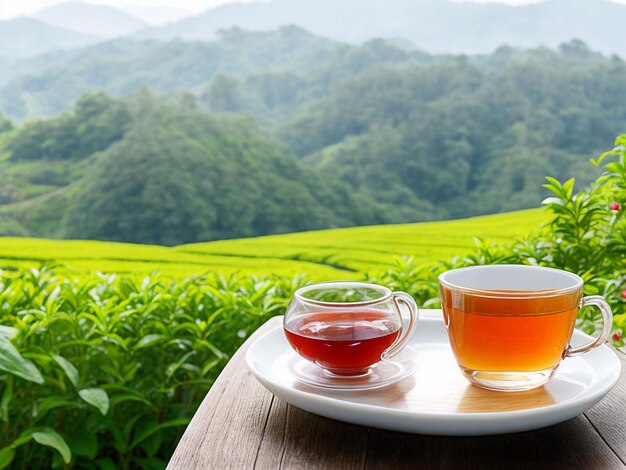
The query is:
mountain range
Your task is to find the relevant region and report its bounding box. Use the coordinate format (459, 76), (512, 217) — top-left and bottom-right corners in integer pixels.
(34, 1), (146, 38)
(136, 0), (626, 56)
(0, 27), (354, 121)
(0, 30), (624, 244)
(2, 0), (626, 58)
(0, 17), (101, 58)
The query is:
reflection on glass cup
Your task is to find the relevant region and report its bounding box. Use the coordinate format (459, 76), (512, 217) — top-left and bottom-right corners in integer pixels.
(439, 265), (613, 392)
(283, 281), (418, 377)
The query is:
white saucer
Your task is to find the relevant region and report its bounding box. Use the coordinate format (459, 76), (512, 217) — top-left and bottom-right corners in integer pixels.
(287, 345), (418, 391)
(246, 312), (622, 436)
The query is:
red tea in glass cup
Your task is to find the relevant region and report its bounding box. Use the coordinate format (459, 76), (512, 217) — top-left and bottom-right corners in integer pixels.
(284, 282), (418, 376)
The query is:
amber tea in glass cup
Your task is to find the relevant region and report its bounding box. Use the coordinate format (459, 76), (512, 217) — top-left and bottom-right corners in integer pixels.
(439, 265), (613, 391)
(283, 282), (418, 377)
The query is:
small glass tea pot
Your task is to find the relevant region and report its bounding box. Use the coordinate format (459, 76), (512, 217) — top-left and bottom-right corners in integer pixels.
(283, 281), (419, 376)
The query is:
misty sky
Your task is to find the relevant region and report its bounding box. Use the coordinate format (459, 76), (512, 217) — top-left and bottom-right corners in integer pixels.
(0, 0), (257, 21)
(2, 0), (626, 22)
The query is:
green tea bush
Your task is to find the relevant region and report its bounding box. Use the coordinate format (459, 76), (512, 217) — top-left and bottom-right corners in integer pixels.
(523, 135), (626, 341)
(0, 268), (299, 468)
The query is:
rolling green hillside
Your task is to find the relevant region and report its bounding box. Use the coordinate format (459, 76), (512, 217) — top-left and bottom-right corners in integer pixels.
(0, 208), (545, 280)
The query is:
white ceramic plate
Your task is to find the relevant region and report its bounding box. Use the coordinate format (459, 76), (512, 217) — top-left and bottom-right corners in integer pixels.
(246, 313), (622, 436)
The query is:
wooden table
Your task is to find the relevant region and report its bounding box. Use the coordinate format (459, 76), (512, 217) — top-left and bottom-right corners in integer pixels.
(168, 313), (626, 469)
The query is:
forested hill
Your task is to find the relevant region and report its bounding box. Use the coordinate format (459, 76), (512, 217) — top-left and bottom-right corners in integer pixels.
(278, 43), (626, 216)
(0, 30), (625, 244)
(0, 93), (427, 244)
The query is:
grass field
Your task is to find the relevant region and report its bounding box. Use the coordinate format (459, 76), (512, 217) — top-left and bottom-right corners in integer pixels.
(0, 208), (547, 280)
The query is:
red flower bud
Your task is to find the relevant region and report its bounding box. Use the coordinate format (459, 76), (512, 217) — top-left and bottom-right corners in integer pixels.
(610, 201), (621, 211)
(612, 332), (622, 342)
(622, 289), (626, 299)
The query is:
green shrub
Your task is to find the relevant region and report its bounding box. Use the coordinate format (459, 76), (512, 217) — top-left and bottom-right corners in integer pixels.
(526, 135), (626, 341)
(0, 267), (300, 468)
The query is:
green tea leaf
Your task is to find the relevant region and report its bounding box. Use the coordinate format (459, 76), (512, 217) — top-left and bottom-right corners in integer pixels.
(110, 425), (128, 454)
(541, 197), (564, 206)
(66, 431), (98, 459)
(562, 178), (575, 198)
(109, 393), (152, 407)
(11, 429), (37, 448)
(0, 447), (15, 469)
(135, 457), (167, 470)
(0, 326), (18, 339)
(32, 429), (71, 464)
(165, 351), (195, 380)
(123, 412), (146, 443)
(130, 417), (190, 449)
(52, 355), (79, 388)
(0, 379), (12, 422)
(0, 336), (44, 384)
(134, 334), (167, 350)
(79, 388), (109, 415)
(544, 176), (561, 189)
(139, 429), (163, 458)
(36, 396), (76, 418)
(95, 458), (118, 470)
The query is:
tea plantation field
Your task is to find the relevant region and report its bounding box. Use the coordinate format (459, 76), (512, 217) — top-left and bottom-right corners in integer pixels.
(0, 208), (546, 280)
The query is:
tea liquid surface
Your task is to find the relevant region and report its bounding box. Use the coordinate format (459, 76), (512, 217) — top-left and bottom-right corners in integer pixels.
(442, 292), (579, 372)
(284, 310), (400, 375)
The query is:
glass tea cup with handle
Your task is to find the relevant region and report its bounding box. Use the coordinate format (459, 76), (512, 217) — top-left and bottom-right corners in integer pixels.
(283, 281), (418, 377)
(439, 264), (613, 391)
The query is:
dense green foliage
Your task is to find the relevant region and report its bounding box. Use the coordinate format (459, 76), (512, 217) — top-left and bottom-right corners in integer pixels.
(279, 43), (626, 216)
(0, 267), (296, 468)
(8, 93), (130, 161)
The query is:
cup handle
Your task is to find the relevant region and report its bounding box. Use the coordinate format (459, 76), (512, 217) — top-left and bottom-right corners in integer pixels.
(382, 291), (419, 360)
(566, 295), (613, 357)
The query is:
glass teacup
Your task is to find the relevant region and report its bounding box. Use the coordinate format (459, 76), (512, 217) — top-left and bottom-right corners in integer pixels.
(439, 265), (613, 391)
(284, 281), (418, 377)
